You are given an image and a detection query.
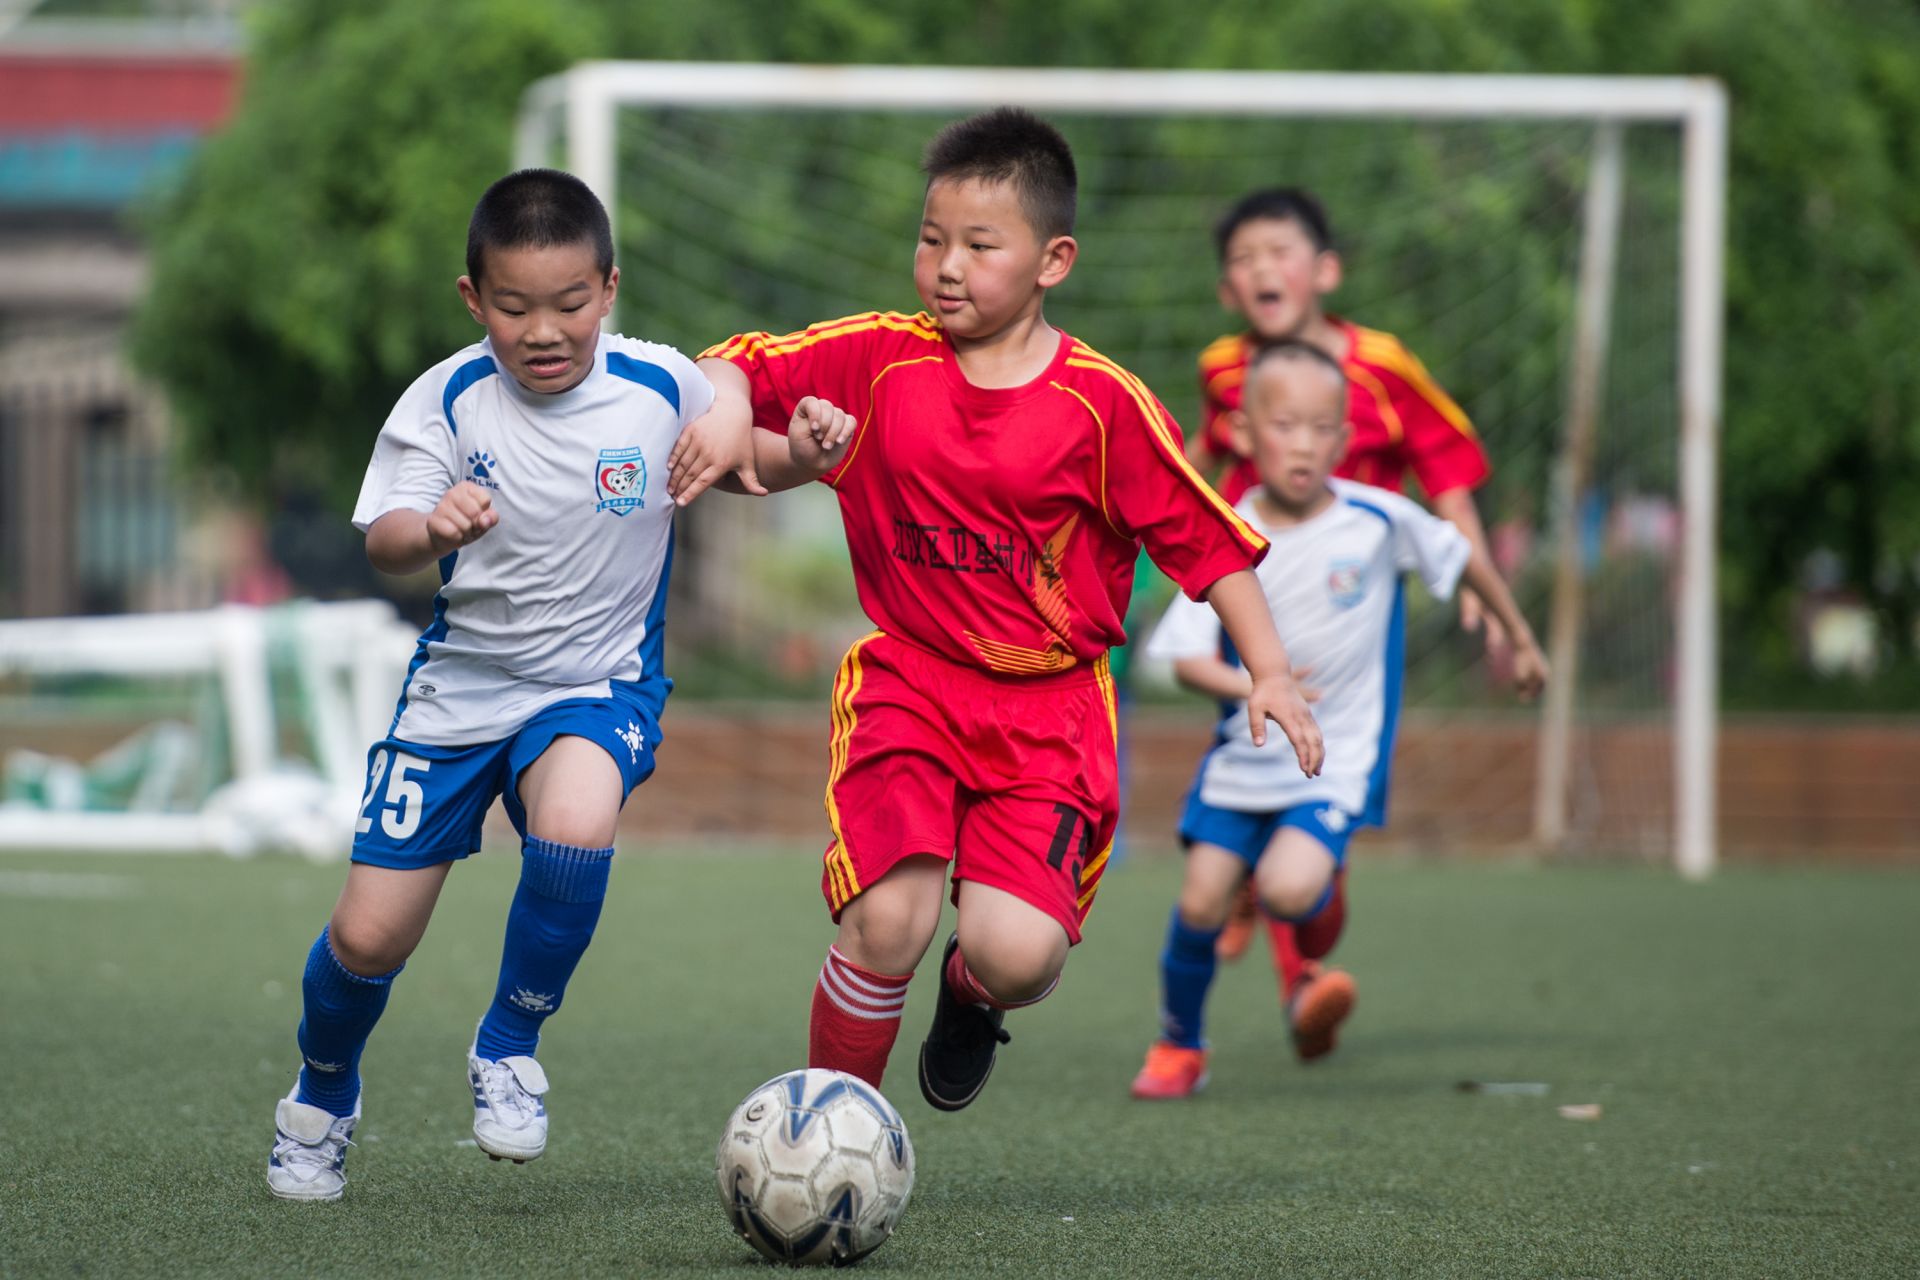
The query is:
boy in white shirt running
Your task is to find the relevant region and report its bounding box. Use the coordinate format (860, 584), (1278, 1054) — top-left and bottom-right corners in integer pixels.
(265, 168), (840, 1199)
(1130, 339), (1547, 1099)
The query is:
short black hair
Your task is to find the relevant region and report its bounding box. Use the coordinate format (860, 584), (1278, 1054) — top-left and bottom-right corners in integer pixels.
(922, 107), (1077, 240)
(466, 168), (614, 284)
(1214, 187), (1334, 261)
(1245, 337), (1349, 402)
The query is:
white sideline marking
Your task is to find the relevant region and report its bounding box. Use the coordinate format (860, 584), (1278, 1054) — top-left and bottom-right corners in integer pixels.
(0, 870), (138, 899)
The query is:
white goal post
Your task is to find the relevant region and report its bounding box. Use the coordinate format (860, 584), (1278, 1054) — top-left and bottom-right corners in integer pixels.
(515, 63), (1727, 878)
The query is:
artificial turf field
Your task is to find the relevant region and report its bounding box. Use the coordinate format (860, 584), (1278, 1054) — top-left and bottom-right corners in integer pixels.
(2, 847), (1915, 1279)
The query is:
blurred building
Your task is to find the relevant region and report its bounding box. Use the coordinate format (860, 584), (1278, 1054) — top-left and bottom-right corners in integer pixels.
(0, 11), (242, 617)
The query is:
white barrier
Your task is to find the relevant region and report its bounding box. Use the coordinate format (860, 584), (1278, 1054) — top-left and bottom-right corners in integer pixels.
(0, 601), (417, 859)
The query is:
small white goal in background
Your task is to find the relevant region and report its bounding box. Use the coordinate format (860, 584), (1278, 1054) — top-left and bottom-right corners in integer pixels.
(0, 601), (417, 859)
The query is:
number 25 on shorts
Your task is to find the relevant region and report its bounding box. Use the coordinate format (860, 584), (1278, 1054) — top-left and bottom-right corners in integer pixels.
(355, 749), (430, 840)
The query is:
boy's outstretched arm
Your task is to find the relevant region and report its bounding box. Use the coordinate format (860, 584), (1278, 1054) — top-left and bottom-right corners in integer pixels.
(1202, 570), (1325, 775)
(666, 360), (770, 505)
(365, 481), (497, 576)
(1170, 656), (1320, 705)
(1170, 655), (1252, 702)
(1456, 543), (1549, 700)
(732, 395), (857, 493)
(1432, 488), (1508, 654)
(778, 396), (857, 480)
(677, 358), (857, 498)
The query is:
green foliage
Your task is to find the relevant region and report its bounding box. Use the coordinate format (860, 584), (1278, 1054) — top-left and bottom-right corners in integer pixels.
(131, 0), (1920, 700)
(131, 0), (603, 508)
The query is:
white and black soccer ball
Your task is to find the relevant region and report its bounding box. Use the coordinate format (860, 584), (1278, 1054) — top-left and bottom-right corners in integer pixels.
(716, 1068), (915, 1267)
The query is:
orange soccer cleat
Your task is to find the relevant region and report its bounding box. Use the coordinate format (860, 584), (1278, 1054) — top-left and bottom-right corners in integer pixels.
(1215, 883), (1260, 961)
(1286, 963), (1356, 1062)
(1130, 1041), (1210, 1100)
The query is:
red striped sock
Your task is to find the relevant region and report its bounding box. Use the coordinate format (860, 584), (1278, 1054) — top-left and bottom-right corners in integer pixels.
(1268, 916), (1309, 998)
(809, 946), (912, 1087)
(944, 943), (1058, 1011)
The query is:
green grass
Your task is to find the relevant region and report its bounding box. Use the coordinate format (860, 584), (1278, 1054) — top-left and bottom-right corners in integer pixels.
(2, 849), (1915, 1278)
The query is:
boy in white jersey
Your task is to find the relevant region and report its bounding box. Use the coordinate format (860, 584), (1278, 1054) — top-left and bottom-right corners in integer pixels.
(1130, 340), (1547, 1100)
(264, 169), (843, 1201)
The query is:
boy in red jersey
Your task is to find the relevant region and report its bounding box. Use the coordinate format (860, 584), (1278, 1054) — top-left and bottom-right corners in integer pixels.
(1186, 188), (1503, 1049)
(668, 108), (1324, 1111)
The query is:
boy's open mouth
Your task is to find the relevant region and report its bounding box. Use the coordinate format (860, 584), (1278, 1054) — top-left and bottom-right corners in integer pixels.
(525, 354), (571, 377)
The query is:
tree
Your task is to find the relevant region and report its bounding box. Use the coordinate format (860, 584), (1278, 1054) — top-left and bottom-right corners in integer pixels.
(132, 0), (603, 508)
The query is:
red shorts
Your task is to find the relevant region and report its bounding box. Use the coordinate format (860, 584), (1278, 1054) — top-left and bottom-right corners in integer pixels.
(819, 632), (1119, 944)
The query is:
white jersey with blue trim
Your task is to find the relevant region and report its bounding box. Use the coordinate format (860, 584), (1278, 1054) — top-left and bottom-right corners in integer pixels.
(352, 331), (715, 746)
(1145, 478), (1469, 819)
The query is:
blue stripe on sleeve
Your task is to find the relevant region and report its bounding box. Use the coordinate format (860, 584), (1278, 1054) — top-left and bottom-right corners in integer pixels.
(606, 352), (681, 415)
(1343, 495), (1394, 528)
(441, 356), (498, 438)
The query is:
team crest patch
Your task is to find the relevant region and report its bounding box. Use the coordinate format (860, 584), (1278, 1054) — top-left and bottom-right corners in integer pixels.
(1327, 558), (1366, 609)
(594, 446), (647, 516)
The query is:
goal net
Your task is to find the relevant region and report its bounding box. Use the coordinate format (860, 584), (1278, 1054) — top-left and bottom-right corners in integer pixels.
(517, 65), (1725, 870)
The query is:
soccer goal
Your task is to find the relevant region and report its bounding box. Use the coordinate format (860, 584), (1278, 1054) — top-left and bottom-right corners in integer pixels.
(515, 63), (1727, 877)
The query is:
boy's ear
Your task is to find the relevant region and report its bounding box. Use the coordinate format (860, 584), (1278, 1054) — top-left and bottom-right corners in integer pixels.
(1312, 249), (1343, 297)
(1227, 408), (1254, 460)
(456, 275), (486, 326)
(1217, 275), (1239, 314)
(600, 265), (620, 319)
(1037, 234), (1078, 289)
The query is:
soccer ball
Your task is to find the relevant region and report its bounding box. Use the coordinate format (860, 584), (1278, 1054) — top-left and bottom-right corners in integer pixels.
(716, 1068), (915, 1266)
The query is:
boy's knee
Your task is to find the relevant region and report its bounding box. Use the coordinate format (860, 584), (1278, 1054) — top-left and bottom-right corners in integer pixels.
(326, 916), (413, 976)
(841, 910), (922, 964)
(957, 932), (1067, 1004)
(1176, 885), (1236, 932)
(838, 893), (941, 975)
(524, 813), (618, 851)
(1257, 876), (1330, 923)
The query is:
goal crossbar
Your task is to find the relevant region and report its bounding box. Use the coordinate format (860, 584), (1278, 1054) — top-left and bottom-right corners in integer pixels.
(516, 63), (1727, 878)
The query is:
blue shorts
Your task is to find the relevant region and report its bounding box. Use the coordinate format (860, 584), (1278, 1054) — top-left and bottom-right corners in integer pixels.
(350, 677), (667, 869)
(1177, 794), (1361, 871)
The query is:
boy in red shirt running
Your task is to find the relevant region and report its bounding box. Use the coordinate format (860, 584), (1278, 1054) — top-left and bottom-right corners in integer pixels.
(669, 109), (1323, 1111)
(1187, 190), (1504, 1049)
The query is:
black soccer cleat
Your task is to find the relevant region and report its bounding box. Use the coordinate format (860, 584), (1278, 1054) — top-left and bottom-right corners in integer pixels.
(918, 933), (1012, 1112)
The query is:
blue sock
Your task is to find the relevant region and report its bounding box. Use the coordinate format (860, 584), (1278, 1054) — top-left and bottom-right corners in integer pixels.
(295, 927), (400, 1117)
(474, 836), (614, 1061)
(1159, 909), (1222, 1049)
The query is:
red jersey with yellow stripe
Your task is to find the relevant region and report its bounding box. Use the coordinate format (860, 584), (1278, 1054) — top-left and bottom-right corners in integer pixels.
(703, 311), (1267, 677)
(1197, 318), (1490, 504)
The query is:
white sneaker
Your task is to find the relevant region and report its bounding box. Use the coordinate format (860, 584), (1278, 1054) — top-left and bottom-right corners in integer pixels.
(267, 1087), (358, 1201)
(468, 1047), (548, 1163)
